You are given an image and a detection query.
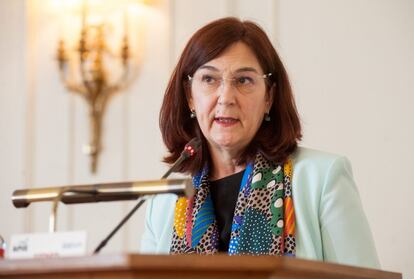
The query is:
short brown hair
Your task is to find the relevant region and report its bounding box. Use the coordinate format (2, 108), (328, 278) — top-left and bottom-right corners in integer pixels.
(160, 17), (302, 175)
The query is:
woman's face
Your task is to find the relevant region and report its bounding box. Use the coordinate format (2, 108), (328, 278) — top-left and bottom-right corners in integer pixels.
(188, 42), (273, 156)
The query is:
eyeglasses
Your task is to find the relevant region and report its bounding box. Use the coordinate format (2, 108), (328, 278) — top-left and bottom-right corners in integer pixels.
(188, 71), (272, 95)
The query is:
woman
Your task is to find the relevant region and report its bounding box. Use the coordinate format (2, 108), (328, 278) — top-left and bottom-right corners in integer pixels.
(141, 17), (380, 268)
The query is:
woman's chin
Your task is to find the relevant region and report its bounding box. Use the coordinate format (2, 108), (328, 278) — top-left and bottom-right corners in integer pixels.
(210, 136), (244, 152)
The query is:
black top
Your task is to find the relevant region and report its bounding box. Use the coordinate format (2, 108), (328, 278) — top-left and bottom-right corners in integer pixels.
(209, 170), (244, 252)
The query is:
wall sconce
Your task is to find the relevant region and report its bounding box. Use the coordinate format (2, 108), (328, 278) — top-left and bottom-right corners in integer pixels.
(55, 1), (142, 173)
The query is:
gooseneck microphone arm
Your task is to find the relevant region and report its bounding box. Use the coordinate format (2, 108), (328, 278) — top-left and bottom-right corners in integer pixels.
(161, 156), (186, 179)
(161, 137), (201, 179)
(93, 138), (201, 254)
(93, 197), (146, 254)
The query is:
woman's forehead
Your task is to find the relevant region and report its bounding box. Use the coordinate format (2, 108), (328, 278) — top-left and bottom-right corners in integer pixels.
(198, 42), (263, 73)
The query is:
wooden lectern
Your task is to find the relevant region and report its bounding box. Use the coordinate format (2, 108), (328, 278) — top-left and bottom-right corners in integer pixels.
(0, 254), (402, 279)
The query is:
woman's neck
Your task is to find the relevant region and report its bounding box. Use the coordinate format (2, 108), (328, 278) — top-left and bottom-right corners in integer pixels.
(209, 146), (246, 180)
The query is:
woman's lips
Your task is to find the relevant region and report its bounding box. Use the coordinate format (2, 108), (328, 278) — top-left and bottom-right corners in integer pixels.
(214, 117), (239, 127)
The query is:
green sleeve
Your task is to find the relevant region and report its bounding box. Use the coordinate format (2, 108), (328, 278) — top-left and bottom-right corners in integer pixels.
(319, 156), (380, 268)
(140, 194), (176, 254)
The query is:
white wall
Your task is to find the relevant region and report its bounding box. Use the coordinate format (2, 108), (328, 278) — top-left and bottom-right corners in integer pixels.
(0, 0), (27, 241)
(0, 0), (412, 277)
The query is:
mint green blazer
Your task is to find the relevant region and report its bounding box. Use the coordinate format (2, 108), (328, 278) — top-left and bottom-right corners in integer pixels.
(140, 147), (380, 269)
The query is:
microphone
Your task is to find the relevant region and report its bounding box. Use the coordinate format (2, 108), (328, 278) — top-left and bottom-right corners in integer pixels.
(93, 137), (201, 254)
(161, 137), (201, 179)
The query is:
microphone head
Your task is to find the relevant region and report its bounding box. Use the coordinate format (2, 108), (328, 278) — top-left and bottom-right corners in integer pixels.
(181, 137), (201, 159)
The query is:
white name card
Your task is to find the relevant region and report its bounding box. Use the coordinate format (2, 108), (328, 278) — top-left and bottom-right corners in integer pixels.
(8, 231), (87, 259)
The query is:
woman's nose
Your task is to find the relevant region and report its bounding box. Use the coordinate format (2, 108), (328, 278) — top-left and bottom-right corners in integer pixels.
(217, 79), (236, 105)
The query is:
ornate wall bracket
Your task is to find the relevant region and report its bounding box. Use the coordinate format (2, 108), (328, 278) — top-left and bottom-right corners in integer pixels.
(56, 4), (132, 173)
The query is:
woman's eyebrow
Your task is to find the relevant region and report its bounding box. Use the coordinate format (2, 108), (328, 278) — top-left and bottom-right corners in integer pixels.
(198, 65), (259, 73)
(198, 65), (220, 71)
(234, 67), (259, 74)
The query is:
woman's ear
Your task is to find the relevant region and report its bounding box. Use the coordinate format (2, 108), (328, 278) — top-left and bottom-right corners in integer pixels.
(186, 90), (194, 110)
(265, 84), (275, 112)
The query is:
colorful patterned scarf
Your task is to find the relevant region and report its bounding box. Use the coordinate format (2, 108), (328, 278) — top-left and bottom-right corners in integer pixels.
(170, 152), (296, 255)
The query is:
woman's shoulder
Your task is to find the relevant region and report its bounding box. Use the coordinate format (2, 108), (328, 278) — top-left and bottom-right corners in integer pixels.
(292, 146), (347, 166)
(290, 146), (354, 190)
(291, 146), (353, 174)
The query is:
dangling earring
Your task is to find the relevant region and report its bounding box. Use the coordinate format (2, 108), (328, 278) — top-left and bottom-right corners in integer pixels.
(264, 112), (271, 122)
(190, 109), (196, 119)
